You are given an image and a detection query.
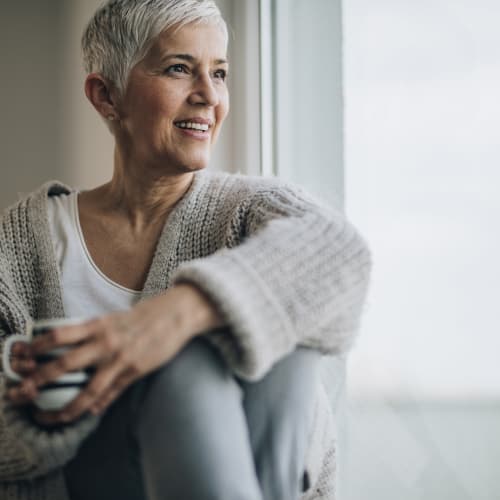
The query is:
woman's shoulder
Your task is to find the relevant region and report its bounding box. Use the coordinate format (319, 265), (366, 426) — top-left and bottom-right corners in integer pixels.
(201, 170), (340, 215)
(0, 180), (73, 265)
(1, 181), (72, 223)
(201, 169), (306, 201)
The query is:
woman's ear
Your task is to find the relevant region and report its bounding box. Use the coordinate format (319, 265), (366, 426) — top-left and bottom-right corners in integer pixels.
(84, 73), (119, 121)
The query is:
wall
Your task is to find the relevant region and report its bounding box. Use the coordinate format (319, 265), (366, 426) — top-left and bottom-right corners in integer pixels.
(0, 0), (66, 207)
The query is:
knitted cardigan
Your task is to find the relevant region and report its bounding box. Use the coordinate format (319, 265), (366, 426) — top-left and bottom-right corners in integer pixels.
(0, 170), (371, 500)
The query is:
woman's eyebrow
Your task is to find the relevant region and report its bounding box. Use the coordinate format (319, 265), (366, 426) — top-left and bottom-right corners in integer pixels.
(161, 53), (228, 65)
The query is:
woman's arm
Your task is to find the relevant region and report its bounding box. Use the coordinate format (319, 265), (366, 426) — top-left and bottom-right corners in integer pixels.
(0, 202), (100, 479)
(5, 284), (224, 426)
(171, 180), (372, 381)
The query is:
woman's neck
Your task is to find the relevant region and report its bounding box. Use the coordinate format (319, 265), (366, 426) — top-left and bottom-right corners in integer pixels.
(80, 167), (195, 235)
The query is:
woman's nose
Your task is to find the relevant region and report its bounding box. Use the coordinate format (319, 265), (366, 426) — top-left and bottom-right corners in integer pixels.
(189, 74), (219, 107)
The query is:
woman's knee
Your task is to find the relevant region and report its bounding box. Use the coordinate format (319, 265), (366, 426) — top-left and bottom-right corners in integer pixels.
(131, 336), (243, 420)
(242, 347), (322, 419)
(130, 337), (262, 500)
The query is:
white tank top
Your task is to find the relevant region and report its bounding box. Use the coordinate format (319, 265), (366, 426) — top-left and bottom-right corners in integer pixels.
(47, 192), (141, 320)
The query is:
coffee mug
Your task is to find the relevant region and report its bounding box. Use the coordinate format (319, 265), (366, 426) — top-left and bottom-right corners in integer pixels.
(2, 318), (89, 411)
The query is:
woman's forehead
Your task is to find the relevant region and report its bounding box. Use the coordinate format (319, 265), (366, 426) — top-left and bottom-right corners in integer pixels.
(147, 22), (228, 63)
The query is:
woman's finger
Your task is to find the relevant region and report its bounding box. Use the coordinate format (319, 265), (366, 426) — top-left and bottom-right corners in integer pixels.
(10, 358), (36, 376)
(90, 369), (136, 415)
(41, 351), (133, 423)
(29, 336), (112, 389)
(54, 360), (138, 423)
(30, 318), (99, 355)
(53, 360), (125, 422)
(5, 383), (38, 406)
(29, 317), (125, 388)
(57, 346), (140, 422)
(32, 409), (68, 428)
(11, 342), (33, 358)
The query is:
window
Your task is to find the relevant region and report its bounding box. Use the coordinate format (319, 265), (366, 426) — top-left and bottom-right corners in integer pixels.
(270, 0), (344, 210)
(268, 0), (499, 498)
(343, 1), (499, 498)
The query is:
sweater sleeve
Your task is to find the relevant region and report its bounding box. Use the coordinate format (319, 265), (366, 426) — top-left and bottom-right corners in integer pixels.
(172, 181), (372, 381)
(0, 329), (100, 481)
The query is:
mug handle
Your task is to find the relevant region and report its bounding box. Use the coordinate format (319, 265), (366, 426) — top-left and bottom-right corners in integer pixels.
(2, 334), (31, 382)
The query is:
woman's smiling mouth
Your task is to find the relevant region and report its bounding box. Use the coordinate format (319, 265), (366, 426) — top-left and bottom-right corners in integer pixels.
(174, 118), (213, 140)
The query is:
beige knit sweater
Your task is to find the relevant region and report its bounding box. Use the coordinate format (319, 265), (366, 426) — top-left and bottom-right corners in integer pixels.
(0, 170), (371, 500)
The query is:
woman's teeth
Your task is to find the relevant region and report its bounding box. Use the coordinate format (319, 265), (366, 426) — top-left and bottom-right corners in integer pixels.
(176, 122), (209, 131)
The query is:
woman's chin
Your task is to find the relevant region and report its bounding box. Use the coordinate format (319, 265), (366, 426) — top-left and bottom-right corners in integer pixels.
(180, 160), (210, 173)
(176, 154), (211, 172)
(152, 154), (210, 174)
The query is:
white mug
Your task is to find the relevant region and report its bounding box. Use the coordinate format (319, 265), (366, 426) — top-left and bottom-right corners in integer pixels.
(2, 318), (89, 411)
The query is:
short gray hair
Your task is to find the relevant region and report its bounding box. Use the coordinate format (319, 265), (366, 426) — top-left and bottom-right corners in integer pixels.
(82, 0), (227, 94)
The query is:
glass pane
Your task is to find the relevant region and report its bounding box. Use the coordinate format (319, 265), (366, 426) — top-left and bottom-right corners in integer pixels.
(343, 0), (500, 498)
(273, 0), (344, 209)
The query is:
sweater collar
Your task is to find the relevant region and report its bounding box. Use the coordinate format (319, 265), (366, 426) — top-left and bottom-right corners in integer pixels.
(28, 171), (210, 317)
(141, 169), (208, 298)
(29, 181), (72, 320)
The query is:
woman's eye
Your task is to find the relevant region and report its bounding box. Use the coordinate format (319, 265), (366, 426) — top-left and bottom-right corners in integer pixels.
(165, 64), (188, 75)
(213, 69), (227, 81)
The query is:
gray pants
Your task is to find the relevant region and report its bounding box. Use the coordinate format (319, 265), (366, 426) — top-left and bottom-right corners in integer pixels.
(64, 337), (321, 500)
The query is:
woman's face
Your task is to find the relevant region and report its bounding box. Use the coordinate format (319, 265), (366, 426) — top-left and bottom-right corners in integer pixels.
(115, 21), (229, 173)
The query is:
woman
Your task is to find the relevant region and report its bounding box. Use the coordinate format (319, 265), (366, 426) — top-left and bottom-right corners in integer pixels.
(0, 0), (371, 499)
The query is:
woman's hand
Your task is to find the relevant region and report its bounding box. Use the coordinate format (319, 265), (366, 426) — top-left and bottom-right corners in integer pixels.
(4, 342), (39, 405)
(8, 284), (223, 426)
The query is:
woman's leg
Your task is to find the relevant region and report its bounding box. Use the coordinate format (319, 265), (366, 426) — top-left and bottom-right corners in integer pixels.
(240, 347), (322, 500)
(133, 337), (262, 500)
(63, 380), (147, 500)
(64, 337), (261, 500)
(64, 337), (320, 500)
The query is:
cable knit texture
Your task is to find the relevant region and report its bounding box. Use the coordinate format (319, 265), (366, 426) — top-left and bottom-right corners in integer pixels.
(0, 170), (371, 500)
